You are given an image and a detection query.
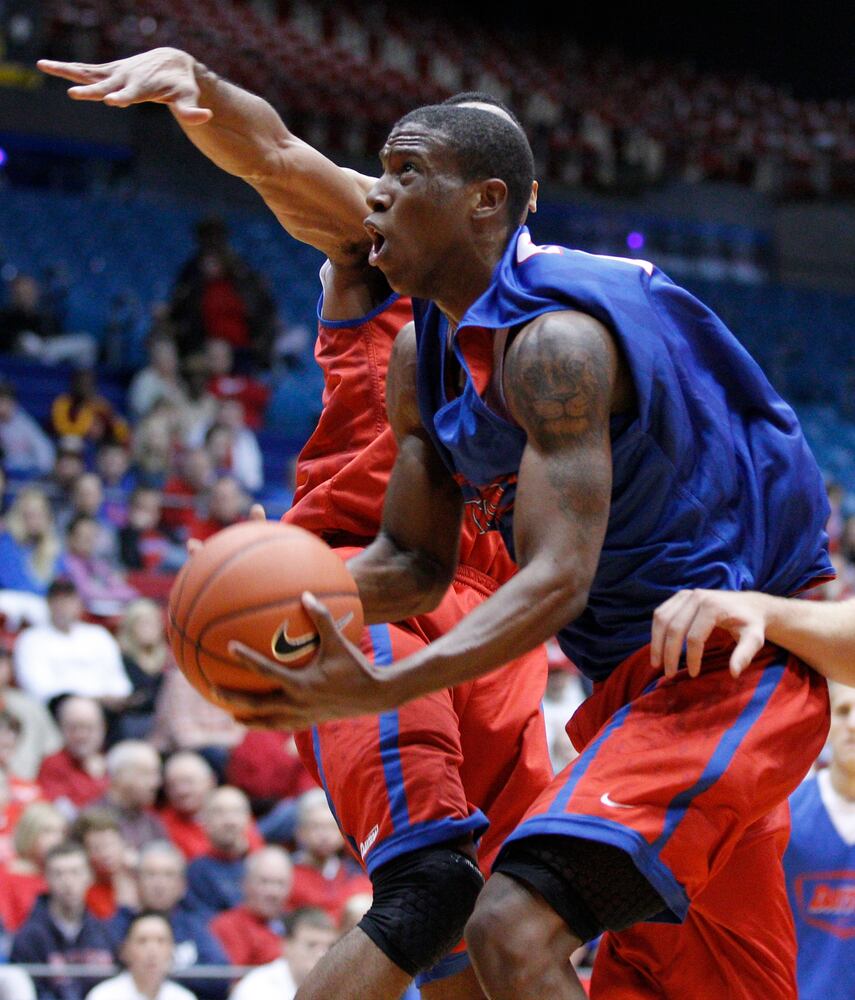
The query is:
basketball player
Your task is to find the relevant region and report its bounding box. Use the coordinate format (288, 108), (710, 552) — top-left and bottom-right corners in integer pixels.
(209, 105), (835, 998)
(38, 50), (553, 999)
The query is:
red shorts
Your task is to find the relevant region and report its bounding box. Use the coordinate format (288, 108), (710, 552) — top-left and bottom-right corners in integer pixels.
(498, 633), (830, 999)
(294, 556), (551, 883)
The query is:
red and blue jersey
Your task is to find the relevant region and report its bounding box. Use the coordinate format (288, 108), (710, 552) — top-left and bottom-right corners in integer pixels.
(414, 226), (833, 681)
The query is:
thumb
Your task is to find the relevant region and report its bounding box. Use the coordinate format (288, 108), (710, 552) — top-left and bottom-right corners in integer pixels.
(173, 102), (213, 125)
(729, 627), (765, 678)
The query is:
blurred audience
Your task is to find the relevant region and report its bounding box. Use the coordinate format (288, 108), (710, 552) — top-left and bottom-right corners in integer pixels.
(71, 807), (138, 920)
(0, 643), (61, 781)
(59, 514), (139, 620)
(11, 841), (113, 1000)
(210, 846), (293, 967)
(13, 579), (131, 704)
(95, 741), (166, 852)
(205, 339), (270, 431)
(107, 600), (169, 743)
(118, 488), (185, 576)
(0, 379), (55, 476)
(0, 486), (62, 600)
(37, 696), (108, 820)
(185, 787), (253, 914)
(0, 709), (42, 810)
(51, 369), (129, 447)
(58, 473), (119, 561)
(161, 448), (214, 540)
(0, 802), (67, 931)
(128, 335), (188, 422)
(229, 907), (337, 1000)
(187, 475), (249, 542)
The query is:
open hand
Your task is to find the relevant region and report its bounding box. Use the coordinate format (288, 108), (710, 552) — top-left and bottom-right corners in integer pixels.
(37, 47), (213, 125)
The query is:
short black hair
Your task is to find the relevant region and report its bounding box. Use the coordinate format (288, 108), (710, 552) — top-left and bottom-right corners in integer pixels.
(391, 104), (534, 233)
(123, 910), (174, 944)
(442, 91), (524, 132)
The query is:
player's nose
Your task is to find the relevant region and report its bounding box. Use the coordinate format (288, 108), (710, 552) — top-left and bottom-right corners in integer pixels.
(365, 176), (392, 212)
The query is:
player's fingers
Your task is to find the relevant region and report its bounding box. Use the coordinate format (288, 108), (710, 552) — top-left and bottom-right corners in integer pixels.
(37, 59), (107, 83)
(684, 611), (717, 677)
(650, 590), (691, 671)
(301, 592), (339, 640)
(227, 640), (295, 681)
(67, 78), (125, 101)
(248, 503), (267, 521)
(729, 627), (765, 678)
(186, 538), (203, 556)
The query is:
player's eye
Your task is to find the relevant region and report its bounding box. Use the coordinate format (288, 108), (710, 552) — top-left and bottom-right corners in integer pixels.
(400, 161), (416, 175)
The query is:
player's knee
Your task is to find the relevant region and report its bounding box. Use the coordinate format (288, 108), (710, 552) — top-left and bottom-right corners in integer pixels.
(357, 844), (484, 977)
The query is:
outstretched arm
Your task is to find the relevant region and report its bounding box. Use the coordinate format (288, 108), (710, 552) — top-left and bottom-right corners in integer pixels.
(38, 47), (373, 267)
(652, 589), (855, 683)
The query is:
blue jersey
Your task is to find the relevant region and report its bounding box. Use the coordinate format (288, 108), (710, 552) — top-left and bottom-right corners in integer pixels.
(784, 776), (855, 1000)
(414, 227), (832, 680)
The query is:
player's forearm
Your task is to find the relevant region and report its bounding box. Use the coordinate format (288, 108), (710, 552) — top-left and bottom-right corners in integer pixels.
(761, 594), (855, 682)
(384, 557), (586, 699)
(347, 533), (454, 624)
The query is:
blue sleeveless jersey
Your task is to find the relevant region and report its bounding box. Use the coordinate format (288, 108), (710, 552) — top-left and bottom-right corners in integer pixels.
(414, 227), (832, 681)
(784, 776), (855, 1000)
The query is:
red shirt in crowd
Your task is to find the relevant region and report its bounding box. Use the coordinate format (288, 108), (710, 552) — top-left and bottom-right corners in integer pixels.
(158, 804), (263, 862)
(208, 376), (270, 430)
(209, 904), (284, 966)
(201, 280), (249, 349)
(37, 750), (108, 810)
(226, 731), (316, 803)
(0, 867), (47, 930)
(288, 860), (371, 923)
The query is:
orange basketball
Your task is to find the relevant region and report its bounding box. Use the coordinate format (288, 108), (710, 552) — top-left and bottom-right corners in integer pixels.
(167, 521), (363, 703)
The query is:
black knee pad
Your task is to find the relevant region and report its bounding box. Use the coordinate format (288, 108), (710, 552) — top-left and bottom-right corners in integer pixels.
(358, 845), (485, 976)
(494, 835), (665, 943)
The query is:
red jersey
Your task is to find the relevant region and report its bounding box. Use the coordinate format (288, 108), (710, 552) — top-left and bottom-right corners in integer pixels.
(285, 295), (516, 581)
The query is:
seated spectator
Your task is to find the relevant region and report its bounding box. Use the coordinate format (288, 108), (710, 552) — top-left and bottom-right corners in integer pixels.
(104, 600), (169, 744)
(161, 448), (214, 540)
(130, 407), (177, 490)
(338, 891), (373, 936)
(0, 642), (61, 781)
(48, 437), (87, 517)
(12, 842), (114, 1000)
(59, 515), (139, 620)
(95, 443), (135, 528)
(72, 808), (138, 922)
(108, 841), (229, 1000)
(187, 475), (249, 543)
(118, 489), (185, 576)
(94, 741), (167, 852)
(150, 667), (246, 773)
(205, 339), (270, 431)
(192, 400), (262, 493)
(0, 379), (55, 476)
(0, 772), (29, 867)
(51, 369), (129, 448)
(87, 911), (196, 1000)
(12, 578), (132, 703)
(0, 801), (67, 931)
(128, 335), (188, 422)
(229, 907), (337, 1000)
(186, 787), (254, 914)
(226, 732), (315, 845)
(0, 485), (62, 599)
(38, 696), (108, 820)
(177, 354), (218, 445)
(159, 752), (262, 862)
(58, 473), (119, 562)
(288, 790), (371, 923)
(0, 709), (42, 809)
(210, 847), (293, 967)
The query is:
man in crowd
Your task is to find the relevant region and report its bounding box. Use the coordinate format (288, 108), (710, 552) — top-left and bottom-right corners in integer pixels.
(37, 696), (108, 819)
(0, 379), (55, 476)
(95, 741), (166, 851)
(185, 787), (253, 913)
(0, 642), (61, 782)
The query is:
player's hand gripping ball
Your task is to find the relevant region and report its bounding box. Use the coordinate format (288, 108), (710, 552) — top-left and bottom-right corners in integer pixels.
(167, 521), (364, 704)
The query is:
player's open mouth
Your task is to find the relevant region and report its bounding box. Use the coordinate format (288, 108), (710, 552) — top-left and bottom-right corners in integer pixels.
(365, 222), (387, 266)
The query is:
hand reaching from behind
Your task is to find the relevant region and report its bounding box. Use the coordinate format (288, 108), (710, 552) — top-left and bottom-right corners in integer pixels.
(38, 47), (213, 125)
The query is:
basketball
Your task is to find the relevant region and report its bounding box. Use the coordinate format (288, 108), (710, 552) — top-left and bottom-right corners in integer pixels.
(167, 521), (364, 703)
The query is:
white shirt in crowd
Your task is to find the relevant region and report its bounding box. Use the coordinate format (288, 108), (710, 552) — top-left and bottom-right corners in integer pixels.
(230, 958), (297, 1000)
(85, 970), (197, 1000)
(13, 621), (131, 702)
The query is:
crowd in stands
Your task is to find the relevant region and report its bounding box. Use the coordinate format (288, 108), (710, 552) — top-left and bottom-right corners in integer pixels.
(37, 0), (855, 198)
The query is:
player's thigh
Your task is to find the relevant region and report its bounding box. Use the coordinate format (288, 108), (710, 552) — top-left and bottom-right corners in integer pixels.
(294, 621), (486, 872)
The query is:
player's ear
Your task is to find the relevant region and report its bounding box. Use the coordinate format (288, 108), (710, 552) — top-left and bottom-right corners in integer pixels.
(528, 180), (538, 214)
(471, 179), (508, 222)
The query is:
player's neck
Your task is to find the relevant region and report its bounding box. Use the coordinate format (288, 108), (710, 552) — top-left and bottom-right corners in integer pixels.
(828, 761), (855, 802)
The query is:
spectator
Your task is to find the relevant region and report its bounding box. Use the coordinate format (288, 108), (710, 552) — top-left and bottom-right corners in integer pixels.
(37, 696), (108, 820)
(59, 515), (138, 620)
(177, 354), (218, 446)
(85, 911), (197, 1000)
(12, 578), (131, 704)
(59, 474), (118, 562)
(169, 216), (276, 368)
(337, 891), (373, 936)
(0, 485), (62, 598)
(0, 274), (97, 368)
(210, 847), (293, 967)
(106, 600), (169, 744)
(0, 709), (42, 810)
(130, 409), (176, 490)
(150, 667), (246, 771)
(229, 907), (337, 1000)
(194, 400), (262, 493)
(71, 808), (137, 920)
(11, 841), (113, 1000)
(95, 741), (167, 852)
(128, 336), (188, 422)
(0, 379), (55, 476)
(51, 369), (130, 448)
(0, 802), (67, 931)
(157, 754), (217, 862)
(95, 444), (135, 529)
(287, 790), (371, 923)
(0, 642), (61, 781)
(185, 787), (253, 914)
(226, 732), (315, 845)
(161, 449), (213, 540)
(107, 841), (229, 1000)
(187, 476), (249, 543)
(784, 680), (855, 1000)
(117, 489), (185, 576)
(49, 438), (87, 516)
(205, 339), (270, 431)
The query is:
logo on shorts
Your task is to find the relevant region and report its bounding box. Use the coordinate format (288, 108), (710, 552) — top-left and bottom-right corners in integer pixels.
(600, 792), (633, 810)
(796, 872), (855, 938)
(271, 612), (354, 663)
(360, 825), (379, 858)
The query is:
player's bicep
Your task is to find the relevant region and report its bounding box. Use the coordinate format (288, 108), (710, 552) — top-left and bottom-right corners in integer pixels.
(505, 311), (616, 595)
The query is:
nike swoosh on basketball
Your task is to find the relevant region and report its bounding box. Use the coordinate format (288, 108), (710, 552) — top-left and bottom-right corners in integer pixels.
(600, 792), (633, 809)
(271, 611), (355, 663)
